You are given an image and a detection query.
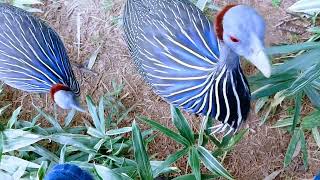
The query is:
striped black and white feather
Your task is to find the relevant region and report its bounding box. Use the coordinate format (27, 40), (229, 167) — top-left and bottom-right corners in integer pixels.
(123, 0), (250, 131)
(0, 4), (79, 95)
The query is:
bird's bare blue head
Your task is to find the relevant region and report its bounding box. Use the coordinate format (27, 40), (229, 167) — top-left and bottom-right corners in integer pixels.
(215, 5), (271, 77)
(50, 84), (84, 112)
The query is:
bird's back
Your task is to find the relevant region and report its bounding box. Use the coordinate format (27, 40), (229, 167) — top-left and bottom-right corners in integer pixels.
(0, 4), (79, 95)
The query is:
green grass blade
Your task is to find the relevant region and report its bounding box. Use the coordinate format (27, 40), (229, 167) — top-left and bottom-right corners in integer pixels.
(7, 106), (21, 129)
(171, 106), (195, 144)
(0, 132), (3, 161)
(271, 117), (293, 128)
(198, 116), (208, 146)
(49, 133), (95, 154)
(270, 49), (320, 75)
(32, 144), (60, 163)
(197, 146), (233, 180)
(132, 121), (153, 180)
(153, 148), (189, 177)
(284, 129), (301, 167)
(291, 92), (302, 132)
(283, 64), (320, 97)
(224, 129), (249, 149)
(64, 109), (76, 128)
(301, 110), (320, 129)
(12, 161), (28, 179)
(0, 104), (11, 116)
(305, 86), (320, 108)
(0, 155), (40, 174)
(86, 96), (101, 131)
(105, 127), (132, 136)
(189, 147), (201, 180)
(312, 128), (320, 148)
(34, 106), (63, 132)
(300, 130), (308, 170)
(87, 127), (105, 138)
(98, 96), (106, 133)
(37, 161), (48, 180)
(95, 164), (123, 180)
(138, 116), (190, 146)
(196, 0), (208, 11)
(88, 138), (106, 162)
(266, 42), (320, 55)
(60, 144), (67, 164)
(3, 129), (44, 153)
(172, 174), (219, 180)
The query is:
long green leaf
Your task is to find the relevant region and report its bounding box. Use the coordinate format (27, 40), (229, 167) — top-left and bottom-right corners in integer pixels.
(7, 106), (21, 129)
(32, 144), (60, 163)
(138, 116), (190, 146)
(271, 49), (320, 75)
(283, 63), (320, 97)
(37, 161), (48, 180)
(189, 147), (201, 180)
(171, 106), (194, 144)
(299, 130), (308, 170)
(3, 129), (44, 153)
(197, 146), (233, 180)
(291, 92), (302, 132)
(60, 144), (67, 164)
(196, 0), (208, 11)
(271, 117), (293, 128)
(172, 174), (219, 180)
(301, 110), (320, 129)
(284, 129), (301, 167)
(132, 121), (153, 180)
(0, 155), (40, 174)
(34, 106), (63, 132)
(86, 96), (101, 131)
(95, 165), (123, 180)
(98, 96), (106, 133)
(0, 104), (11, 116)
(312, 128), (320, 148)
(304, 85), (320, 108)
(150, 160), (179, 174)
(105, 127), (132, 136)
(64, 109), (76, 128)
(153, 148), (189, 177)
(48, 133), (95, 154)
(288, 0), (320, 14)
(0, 132), (3, 161)
(266, 42), (320, 55)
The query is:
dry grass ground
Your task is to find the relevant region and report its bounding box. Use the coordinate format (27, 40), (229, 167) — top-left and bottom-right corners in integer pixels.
(1, 0), (319, 179)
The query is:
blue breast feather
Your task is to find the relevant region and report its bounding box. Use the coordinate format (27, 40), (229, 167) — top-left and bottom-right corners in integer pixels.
(0, 4), (79, 95)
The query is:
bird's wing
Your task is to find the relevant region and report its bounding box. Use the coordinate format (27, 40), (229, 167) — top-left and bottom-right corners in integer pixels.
(124, 0), (220, 115)
(0, 4), (80, 95)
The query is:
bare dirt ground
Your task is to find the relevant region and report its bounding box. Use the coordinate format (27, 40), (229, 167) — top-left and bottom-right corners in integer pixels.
(1, 0), (319, 179)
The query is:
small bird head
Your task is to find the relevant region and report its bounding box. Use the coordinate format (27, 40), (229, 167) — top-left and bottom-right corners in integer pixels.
(215, 5), (271, 78)
(50, 84), (84, 112)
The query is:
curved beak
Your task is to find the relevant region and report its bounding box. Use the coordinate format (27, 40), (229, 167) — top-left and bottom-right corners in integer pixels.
(245, 35), (272, 78)
(71, 99), (85, 112)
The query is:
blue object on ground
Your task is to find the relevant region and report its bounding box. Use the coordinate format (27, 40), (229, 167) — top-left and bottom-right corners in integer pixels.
(44, 163), (93, 180)
(315, 172), (320, 180)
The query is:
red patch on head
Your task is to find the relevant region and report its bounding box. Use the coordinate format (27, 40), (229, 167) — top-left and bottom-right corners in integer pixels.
(50, 84), (70, 102)
(215, 4), (237, 40)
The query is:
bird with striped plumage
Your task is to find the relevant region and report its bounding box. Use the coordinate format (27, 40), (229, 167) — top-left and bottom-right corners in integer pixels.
(123, 0), (271, 134)
(0, 4), (83, 111)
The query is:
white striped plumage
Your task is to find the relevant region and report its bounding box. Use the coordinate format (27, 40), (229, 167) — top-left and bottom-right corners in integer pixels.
(123, 0), (253, 132)
(0, 4), (82, 111)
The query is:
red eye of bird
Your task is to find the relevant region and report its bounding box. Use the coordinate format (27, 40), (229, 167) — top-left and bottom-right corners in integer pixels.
(230, 36), (240, 43)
